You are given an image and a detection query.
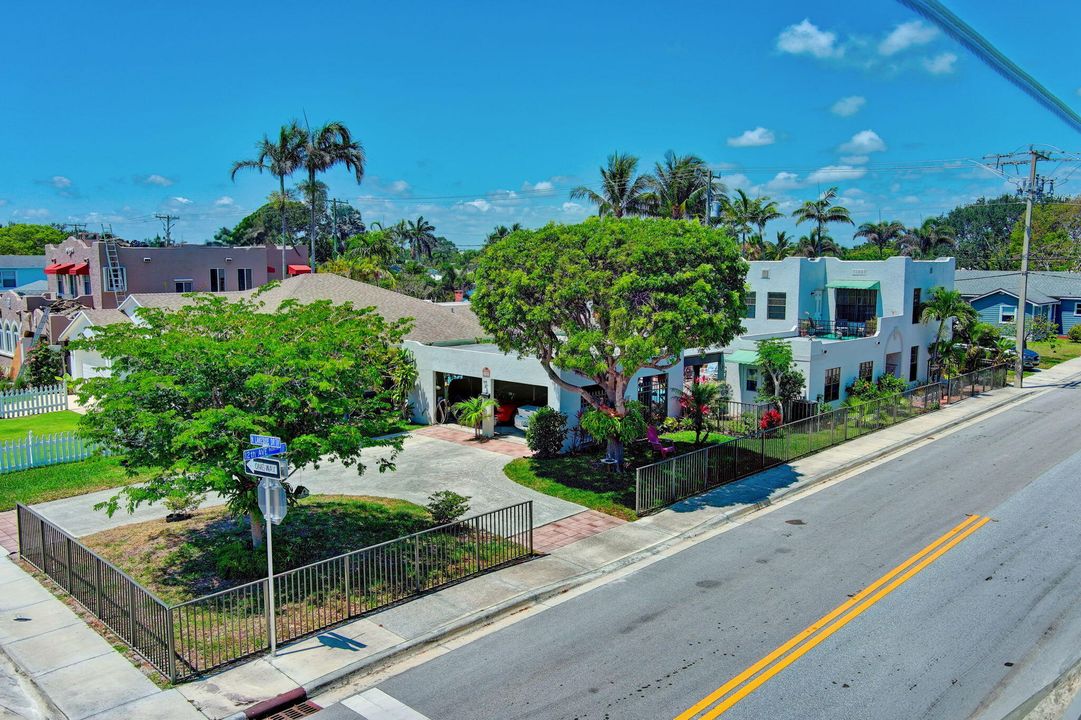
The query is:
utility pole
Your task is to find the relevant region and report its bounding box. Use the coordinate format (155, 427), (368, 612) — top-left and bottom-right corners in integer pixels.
(154, 214), (179, 246)
(703, 170), (714, 227)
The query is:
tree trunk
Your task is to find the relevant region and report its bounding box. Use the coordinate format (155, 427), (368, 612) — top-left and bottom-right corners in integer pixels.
(606, 436), (624, 468)
(308, 168), (317, 272)
(249, 511), (265, 548)
(279, 175), (287, 279)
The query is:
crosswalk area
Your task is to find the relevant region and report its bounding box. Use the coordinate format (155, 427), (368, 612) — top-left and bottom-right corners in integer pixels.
(313, 688), (431, 720)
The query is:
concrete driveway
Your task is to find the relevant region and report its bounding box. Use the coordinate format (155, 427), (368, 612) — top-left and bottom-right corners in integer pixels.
(30, 433), (583, 537)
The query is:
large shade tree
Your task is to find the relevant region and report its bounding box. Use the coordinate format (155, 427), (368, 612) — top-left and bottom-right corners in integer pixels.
(72, 294), (417, 547)
(0, 224), (67, 254)
(471, 218), (747, 462)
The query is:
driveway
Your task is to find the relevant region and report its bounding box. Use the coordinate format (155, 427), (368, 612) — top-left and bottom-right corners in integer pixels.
(29, 433), (583, 537)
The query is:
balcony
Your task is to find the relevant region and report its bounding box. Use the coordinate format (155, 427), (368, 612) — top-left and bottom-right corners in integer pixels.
(798, 318), (877, 340)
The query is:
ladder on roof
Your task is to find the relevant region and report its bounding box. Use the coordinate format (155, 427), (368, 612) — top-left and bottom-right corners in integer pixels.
(102, 240), (127, 307)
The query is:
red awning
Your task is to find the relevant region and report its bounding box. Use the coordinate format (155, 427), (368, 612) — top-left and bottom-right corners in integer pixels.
(267, 265), (276, 274)
(287, 264), (312, 276)
(44, 263), (74, 275)
(67, 262), (90, 275)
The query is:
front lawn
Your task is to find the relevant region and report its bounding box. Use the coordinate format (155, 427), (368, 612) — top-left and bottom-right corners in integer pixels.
(82, 494), (433, 604)
(0, 455), (152, 511)
(0, 410), (82, 440)
(660, 430), (733, 445)
(1029, 340), (1081, 369)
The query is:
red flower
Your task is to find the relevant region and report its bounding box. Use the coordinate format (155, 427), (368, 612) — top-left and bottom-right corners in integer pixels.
(759, 409), (782, 430)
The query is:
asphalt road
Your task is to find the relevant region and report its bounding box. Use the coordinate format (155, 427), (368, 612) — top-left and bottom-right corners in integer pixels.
(353, 376), (1081, 720)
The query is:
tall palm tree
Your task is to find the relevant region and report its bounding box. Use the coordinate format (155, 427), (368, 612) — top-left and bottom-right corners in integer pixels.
(900, 218), (956, 258)
(643, 151), (711, 220)
(766, 231), (795, 260)
(485, 223), (523, 245)
(749, 197), (783, 242)
(570, 152), (651, 218)
(231, 121), (306, 273)
(853, 220), (905, 259)
(348, 228), (399, 267)
(796, 228), (842, 258)
(723, 189), (756, 246)
(406, 216), (437, 260)
(920, 287), (978, 379)
(792, 187), (854, 243)
(299, 121), (366, 270)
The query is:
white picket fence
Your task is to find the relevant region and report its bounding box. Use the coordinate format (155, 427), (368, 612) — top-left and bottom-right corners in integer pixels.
(0, 431), (101, 473)
(0, 383), (68, 418)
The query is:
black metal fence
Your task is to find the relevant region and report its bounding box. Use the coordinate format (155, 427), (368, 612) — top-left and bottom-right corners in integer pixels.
(18, 501), (534, 682)
(636, 365), (1007, 514)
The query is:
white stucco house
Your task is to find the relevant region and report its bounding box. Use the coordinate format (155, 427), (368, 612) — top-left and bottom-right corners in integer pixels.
(685, 256), (953, 408)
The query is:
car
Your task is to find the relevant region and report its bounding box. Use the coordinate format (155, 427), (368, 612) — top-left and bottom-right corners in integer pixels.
(513, 405), (541, 431)
(1004, 346), (1040, 370)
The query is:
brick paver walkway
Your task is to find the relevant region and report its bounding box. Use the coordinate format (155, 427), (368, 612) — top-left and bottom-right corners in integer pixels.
(0, 509), (18, 554)
(533, 510), (626, 553)
(413, 425), (530, 458)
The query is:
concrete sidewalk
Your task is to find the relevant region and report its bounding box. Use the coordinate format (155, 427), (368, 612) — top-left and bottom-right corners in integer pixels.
(180, 369), (1076, 720)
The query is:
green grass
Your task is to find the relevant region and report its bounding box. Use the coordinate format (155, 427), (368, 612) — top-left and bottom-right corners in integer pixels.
(504, 456), (638, 521)
(660, 430), (733, 445)
(1029, 340), (1081, 369)
(0, 455), (152, 511)
(0, 410), (82, 441)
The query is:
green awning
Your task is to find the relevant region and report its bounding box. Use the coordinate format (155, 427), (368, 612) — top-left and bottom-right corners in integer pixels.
(825, 280), (880, 290)
(726, 350), (759, 365)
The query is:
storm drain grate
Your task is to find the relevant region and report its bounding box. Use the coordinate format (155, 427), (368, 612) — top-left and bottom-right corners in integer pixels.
(264, 701), (322, 720)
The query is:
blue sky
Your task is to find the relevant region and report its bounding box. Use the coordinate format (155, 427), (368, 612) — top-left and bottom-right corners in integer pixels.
(2, 1), (1080, 248)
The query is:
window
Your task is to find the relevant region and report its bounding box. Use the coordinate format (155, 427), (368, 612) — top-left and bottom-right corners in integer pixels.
(909, 346), (919, 382)
(1074, 301), (1081, 316)
(767, 292), (786, 320)
(912, 288), (921, 324)
(0, 271), (15, 289)
(103, 266), (127, 292)
(83, 275), (92, 296)
(237, 268), (253, 291)
(835, 288), (877, 323)
(1000, 306), (1016, 324)
(859, 361), (873, 382)
(174, 279), (193, 293)
(744, 291), (756, 318)
(824, 367), (840, 402)
(637, 374), (668, 423)
(745, 367), (759, 393)
(210, 268), (226, 292)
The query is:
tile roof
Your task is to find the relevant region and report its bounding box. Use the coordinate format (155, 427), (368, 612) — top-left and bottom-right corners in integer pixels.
(81, 309), (129, 326)
(127, 274), (486, 344)
(954, 270), (1081, 305)
(0, 255), (47, 269)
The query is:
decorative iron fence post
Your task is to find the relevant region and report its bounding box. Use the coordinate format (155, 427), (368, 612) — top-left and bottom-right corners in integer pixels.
(527, 502), (534, 555)
(414, 536), (423, 593)
(166, 609), (177, 683)
(64, 536), (73, 591)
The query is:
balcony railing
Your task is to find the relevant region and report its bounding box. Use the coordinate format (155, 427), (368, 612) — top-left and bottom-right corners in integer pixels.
(798, 318), (876, 340)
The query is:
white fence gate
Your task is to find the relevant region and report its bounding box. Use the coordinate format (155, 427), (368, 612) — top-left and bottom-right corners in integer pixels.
(0, 383), (68, 418)
(0, 431), (101, 473)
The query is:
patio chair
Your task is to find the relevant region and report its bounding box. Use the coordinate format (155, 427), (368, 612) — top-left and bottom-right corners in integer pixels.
(646, 426), (676, 459)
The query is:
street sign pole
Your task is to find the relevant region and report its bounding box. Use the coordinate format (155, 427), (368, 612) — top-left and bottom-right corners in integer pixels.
(266, 508), (276, 657)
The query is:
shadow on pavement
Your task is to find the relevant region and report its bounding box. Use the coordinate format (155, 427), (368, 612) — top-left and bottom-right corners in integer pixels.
(668, 465), (803, 513)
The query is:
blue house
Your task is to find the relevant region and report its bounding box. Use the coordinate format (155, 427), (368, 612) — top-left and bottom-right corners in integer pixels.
(956, 270), (1081, 335)
(0, 255), (46, 291)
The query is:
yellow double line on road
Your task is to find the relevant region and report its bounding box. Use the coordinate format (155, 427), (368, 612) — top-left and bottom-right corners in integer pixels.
(676, 514), (992, 719)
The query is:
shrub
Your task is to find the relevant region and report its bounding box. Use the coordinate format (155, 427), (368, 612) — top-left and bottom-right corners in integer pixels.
(1070, 325), (1081, 343)
(579, 402), (647, 445)
(525, 407), (568, 457)
(426, 490), (471, 526)
(164, 490), (204, 520)
(24, 343), (63, 387)
(214, 538), (266, 579)
(759, 408), (783, 430)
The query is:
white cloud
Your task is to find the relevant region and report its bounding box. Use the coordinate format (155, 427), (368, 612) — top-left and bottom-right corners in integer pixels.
(488, 189), (519, 200)
(521, 180), (555, 192)
(388, 180), (410, 193)
(171, 196), (193, 205)
(902, 195), (921, 203)
(923, 52), (957, 75)
(50, 176), (72, 189)
(727, 127), (776, 148)
(462, 199), (491, 212)
(143, 174), (174, 187)
(807, 165), (867, 183)
(776, 19), (843, 59)
(830, 95), (866, 117)
(214, 196), (235, 206)
(840, 155), (870, 165)
(879, 20), (937, 56)
(562, 202), (583, 213)
(762, 172), (802, 192)
(15, 208), (49, 218)
(839, 129), (887, 154)
(720, 174), (752, 190)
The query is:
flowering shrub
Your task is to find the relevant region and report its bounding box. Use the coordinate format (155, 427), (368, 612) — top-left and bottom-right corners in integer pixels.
(759, 408), (783, 430)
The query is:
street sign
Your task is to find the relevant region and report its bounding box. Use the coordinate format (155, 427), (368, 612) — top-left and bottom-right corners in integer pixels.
(249, 434), (283, 448)
(243, 444), (287, 461)
(245, 456), (286, 480)
(257, 478), (288, 525)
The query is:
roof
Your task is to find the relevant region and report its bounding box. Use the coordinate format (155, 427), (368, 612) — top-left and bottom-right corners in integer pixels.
(126, 274), (486, 344)
(726, 350), (760, 365)
(955, 270), (1081, 305)
(825, 279), (880, 290)
(56, 309), (129, 343)
(12, 280), (47, 295)
(0, 255), (46, 269)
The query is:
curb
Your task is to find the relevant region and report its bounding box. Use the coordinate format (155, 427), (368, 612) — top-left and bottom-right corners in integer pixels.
(293, 388), (1035, 701)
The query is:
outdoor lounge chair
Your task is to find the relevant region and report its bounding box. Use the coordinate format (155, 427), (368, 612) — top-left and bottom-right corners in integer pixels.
(646, 426), (676, 459)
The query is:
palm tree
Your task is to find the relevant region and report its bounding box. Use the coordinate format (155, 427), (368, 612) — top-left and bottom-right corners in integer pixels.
(296, 179), (328, 215)
(901, 218), (956, 258)
(679, 380), (722, 444)
(231, 121), (306, 272)
(796, 228), (842, 258)
(570, 152), (651, 218)
(406, 216), (437, 260)
(792, 187), (854, 243)
(485, 223), (523, 245)
(749, 197), (783, 242)
(920, 287), (978, 379)
(765, 231), (795, 260)
(348, 228), (399, 268)
(643, 151), (711, 220)
(299, 121), (366, 270)
(452, 396), (498, 439)
(723, 189), (756, 246)
(853, 220), (905, 259)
